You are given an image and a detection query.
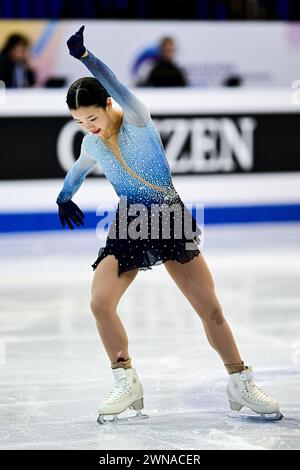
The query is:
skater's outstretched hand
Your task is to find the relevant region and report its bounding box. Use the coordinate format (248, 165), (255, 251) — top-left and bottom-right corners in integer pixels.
(67, 25), (86, 59)
(57, 200), (85, 230)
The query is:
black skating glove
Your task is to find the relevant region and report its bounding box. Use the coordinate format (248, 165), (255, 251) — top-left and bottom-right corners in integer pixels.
(57, 200), (85, 230)
(67, 25), (86, 59)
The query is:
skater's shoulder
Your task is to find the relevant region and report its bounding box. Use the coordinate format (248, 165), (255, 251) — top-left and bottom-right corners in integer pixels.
(81, 132), (100, 149)
(79, 133), (101, 159)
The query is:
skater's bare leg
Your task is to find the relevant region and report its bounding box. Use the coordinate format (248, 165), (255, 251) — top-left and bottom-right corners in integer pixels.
(90, 255), (139, 364)
(164, 253), (282, 419)
(164, 253), (244, 366)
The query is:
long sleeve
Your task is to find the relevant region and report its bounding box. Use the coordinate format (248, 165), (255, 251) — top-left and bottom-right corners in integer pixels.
(56, 138), (98, 203)
(80, 49), (150, 127)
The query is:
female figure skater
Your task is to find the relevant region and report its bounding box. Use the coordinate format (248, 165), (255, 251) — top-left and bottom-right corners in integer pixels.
(56, 26), (282, 423)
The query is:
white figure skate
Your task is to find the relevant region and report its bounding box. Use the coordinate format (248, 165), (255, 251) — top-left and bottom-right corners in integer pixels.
(226, 366), (283, 421)
(97, 367), (149, 424)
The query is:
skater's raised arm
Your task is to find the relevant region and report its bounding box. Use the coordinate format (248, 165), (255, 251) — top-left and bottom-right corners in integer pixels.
(67, 25), (150, 127)
(56, 139), (97, 204)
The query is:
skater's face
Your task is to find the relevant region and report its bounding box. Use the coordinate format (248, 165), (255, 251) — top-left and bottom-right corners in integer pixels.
(70, 99), (113, 137)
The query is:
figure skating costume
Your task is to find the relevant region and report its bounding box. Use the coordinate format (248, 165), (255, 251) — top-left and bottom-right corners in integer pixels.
(56, 49), (201, 277)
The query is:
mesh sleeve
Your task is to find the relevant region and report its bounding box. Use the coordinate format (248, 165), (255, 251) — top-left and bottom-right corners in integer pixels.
(80, 49), (150, 127)
(56, 138), (98, 203)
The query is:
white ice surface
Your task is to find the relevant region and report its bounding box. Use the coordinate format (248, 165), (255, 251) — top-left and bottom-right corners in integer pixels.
(0, 223), (299, 450)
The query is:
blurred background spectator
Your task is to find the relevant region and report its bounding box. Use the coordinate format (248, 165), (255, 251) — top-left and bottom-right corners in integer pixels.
(139, 36), (187, 87)
(0, 33), (36, 88)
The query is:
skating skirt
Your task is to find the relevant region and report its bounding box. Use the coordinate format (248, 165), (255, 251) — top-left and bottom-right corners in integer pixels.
(91, 195), (201, 277)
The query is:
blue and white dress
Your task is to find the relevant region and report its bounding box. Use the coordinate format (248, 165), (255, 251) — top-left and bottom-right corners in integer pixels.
(56, 50), (201, 276)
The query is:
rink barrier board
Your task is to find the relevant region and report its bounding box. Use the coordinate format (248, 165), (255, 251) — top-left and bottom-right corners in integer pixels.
(0, 203), (299, 233)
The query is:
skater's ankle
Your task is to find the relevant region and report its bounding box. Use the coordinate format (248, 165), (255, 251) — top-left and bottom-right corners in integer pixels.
(111, 356), (132, 370)
(224, 361), (247, 374)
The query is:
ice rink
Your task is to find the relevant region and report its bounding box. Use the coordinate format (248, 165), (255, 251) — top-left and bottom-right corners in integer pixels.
(0, 222), (299, 450)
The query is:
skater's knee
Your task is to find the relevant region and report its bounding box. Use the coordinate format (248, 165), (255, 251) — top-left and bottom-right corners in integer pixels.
(201, 300), (225, 325)
(90, 294), (115, 320)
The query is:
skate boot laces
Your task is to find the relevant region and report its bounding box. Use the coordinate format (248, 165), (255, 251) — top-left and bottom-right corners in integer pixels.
(103, 369), (132, 404)
(240, 367), (274, 404)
